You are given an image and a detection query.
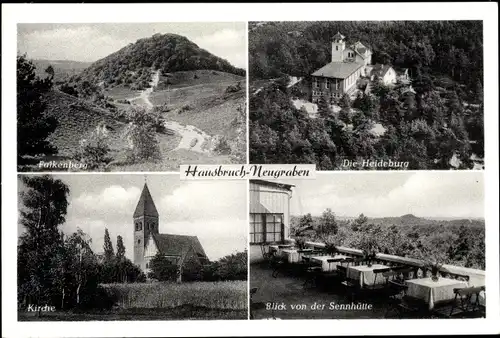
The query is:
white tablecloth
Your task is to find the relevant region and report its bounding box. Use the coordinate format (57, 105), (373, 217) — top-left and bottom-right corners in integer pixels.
(406, 277), (468, 310)
(347, 264), (390, 288)
(310, 254), (349, 272)
(281, 249), (299, 263)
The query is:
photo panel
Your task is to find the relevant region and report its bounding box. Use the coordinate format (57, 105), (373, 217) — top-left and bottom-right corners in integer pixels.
(248, 21), (484, 170)
(17, 22), (247, 172)
(249, 172), (485, 319)
(17, 174), (248, 320)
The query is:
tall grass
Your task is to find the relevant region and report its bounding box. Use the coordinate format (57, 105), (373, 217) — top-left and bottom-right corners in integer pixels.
(103, 281), (247, 310)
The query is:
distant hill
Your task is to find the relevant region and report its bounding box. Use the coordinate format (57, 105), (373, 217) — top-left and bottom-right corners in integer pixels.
(78, 33), (246, 89)
(32, 59), (92, 83)
(291, 214), (485, 229)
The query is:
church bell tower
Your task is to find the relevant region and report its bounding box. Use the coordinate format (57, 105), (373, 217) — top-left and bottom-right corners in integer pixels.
(331, 32), (346, 62)
(133, 183), (159, 270)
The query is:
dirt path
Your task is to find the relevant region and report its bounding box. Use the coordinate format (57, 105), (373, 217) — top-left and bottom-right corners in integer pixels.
(126, 69), (213, 154)
(164, 121), (211, 153)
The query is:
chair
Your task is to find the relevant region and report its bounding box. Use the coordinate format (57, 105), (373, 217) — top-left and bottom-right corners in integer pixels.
(433, 286), (485, 318)
(260, 243), (272, 262)
(397, 295), (428, 318)
(270, 254), (286, 278)
(249, 287), (267, 319)
(365, 267), (392, 291)
(384, 280), (408, 318)
(337, 265), (357, 302)
(302, 256), (322, 288)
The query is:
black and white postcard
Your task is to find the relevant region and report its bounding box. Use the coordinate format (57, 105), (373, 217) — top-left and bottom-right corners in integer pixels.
(2, 2), (499, 338)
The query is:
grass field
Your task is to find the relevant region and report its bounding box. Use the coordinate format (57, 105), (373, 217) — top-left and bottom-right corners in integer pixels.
(19, 280), (248, 321)
(104, 281), (247, 310)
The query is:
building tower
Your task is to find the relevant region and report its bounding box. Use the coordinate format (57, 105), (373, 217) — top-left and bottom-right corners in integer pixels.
(133, 183), (159, 270)
(331, 32), (346, 62)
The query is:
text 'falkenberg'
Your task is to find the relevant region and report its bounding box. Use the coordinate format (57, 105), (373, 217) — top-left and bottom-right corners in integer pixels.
(182, 165), (312, 179)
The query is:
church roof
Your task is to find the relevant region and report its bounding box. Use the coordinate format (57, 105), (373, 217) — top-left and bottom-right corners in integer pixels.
(311, 61), (363, 79)
(133, 183), (159, 218)
(152, 233), (207, 260)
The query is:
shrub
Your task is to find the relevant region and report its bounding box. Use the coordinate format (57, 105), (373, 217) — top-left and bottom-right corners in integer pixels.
(213, 136), (232, 155)
(123, 107), (162, 163)
(59, 83), (79, 97)
(225, 82), (242, 93)
(76, 122), (112, 169)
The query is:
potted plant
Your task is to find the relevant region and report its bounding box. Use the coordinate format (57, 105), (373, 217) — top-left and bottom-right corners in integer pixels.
(425, 261), (443, 281)
(324, 239), (339, 256)
(295, 237), (306, 250)
(362, 249), (377, 267)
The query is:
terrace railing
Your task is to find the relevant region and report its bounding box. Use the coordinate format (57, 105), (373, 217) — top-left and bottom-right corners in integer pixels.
(302, 241), (485, 287)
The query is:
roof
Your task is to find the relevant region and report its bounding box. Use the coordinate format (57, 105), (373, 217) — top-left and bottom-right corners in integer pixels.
(351, 41), (370, 59)
(311, 62), (363, 79)
(250, 179), (294, 190)
(152, 233), (207, 260)
(332, 32), (345, 42)
(371, 64), (393, 78)
(133, 183), (159, 218)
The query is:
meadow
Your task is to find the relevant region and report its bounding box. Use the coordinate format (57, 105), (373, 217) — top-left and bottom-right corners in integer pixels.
(103, 281), (247, 310)
(19, 281), (248, 321)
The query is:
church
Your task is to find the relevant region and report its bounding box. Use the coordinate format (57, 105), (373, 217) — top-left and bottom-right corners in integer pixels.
(133, 183), (209, 281)
(310, 32), (372, 103)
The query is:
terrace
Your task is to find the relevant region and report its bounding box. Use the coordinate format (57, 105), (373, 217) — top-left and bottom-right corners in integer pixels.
(250, 241), (486, 320)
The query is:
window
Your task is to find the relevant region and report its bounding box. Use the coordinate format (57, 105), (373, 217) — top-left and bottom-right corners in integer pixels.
(335, 80), (339, 90)
(336, 46), (338, 51)
(138, 238), (141, 245)
(135, 221), (142, 231)
(314, 79), (319, 88)
(146, 263), (149, 269)
(325, 80), (329, 89)
(250, 213), (284, 244)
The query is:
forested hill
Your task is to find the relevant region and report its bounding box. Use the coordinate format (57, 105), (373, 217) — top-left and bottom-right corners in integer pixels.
(79, 33), (246, 89)
(249, 21), (483, 90)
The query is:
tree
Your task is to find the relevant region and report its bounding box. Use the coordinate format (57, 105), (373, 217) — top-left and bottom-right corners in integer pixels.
(17, 175), (69, 308)
(103, 228), (115, 262)
(317, 208), (338, 237)
(148, 253), (179, 282)
(17, 55), (58, 158)
(116, 235), (125, 260)
(124, 107), (162, 163)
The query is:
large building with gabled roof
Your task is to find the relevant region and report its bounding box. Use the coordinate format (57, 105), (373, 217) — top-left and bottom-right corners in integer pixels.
(133, 183), (208, 281)
(310, 32), (372, 103)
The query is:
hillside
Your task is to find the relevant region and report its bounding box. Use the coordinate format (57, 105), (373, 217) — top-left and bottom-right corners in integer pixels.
(78, 33), (246, 90)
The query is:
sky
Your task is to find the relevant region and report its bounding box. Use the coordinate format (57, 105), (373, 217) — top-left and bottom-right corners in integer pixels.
(279, 172), (484, 219)
(18, 175), (247, 261)
(17, 22), (246, 69)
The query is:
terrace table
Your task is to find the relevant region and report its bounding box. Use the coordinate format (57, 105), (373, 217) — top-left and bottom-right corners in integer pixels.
(310, 254), (349, 272)
(347, 264), (390, 288)
(405, 277), (469, 310)
(281, 248), (314, 263)
(269, 244), (293, 257)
